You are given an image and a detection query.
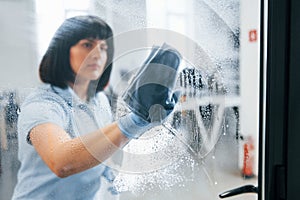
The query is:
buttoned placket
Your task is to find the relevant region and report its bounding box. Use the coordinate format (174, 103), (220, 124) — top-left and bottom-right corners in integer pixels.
(51, 86), (103, 136)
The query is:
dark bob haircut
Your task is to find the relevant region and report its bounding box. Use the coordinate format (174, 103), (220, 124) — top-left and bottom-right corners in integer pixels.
(39, 15), (114, 93)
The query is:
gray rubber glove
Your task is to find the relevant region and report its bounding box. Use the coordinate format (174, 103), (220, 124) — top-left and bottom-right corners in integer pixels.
(117, 113), (154, 139)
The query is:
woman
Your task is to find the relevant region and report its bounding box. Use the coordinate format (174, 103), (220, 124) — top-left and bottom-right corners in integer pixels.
(12, 15), (174, 200)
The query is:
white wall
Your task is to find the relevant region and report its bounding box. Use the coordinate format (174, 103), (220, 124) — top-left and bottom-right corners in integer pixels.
(0, 0), (39, 90)
(239, 0), (261, 175)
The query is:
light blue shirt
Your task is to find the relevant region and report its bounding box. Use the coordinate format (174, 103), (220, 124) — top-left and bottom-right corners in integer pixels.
(12, 84), (114, 200)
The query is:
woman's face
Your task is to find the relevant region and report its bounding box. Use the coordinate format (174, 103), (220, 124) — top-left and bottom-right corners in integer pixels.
(69, 38), (108, 82)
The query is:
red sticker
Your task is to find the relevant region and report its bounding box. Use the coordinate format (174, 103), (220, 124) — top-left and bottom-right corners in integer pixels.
(249, 29), (257, 42)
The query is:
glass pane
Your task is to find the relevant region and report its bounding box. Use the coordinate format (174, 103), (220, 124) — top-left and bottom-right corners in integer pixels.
(0, 0), (261, 199)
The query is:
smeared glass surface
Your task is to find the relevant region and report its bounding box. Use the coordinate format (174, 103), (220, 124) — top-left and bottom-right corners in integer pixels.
(0, 0), (261, 200)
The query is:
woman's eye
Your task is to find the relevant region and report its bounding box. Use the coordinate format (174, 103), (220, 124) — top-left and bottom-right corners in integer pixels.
(100, 46), (108, 51)
(83, 42), (93, 48)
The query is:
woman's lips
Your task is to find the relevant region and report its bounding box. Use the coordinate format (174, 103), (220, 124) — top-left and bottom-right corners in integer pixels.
(87, 64), (100, 69)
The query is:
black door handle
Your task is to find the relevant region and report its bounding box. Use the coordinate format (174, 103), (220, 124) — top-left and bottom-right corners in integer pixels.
(219, 185), (258, 198)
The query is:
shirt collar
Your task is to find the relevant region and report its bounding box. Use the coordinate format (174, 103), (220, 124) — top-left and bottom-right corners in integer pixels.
(51, 85), (97, 107)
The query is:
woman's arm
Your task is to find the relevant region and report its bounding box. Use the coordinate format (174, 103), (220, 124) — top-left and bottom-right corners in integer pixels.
(30, 122), (129, 178)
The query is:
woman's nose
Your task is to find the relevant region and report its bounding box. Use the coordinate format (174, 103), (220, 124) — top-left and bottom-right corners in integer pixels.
(92, 45), (102, 58)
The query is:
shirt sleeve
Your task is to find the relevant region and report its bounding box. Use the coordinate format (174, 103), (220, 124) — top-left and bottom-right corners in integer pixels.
(18, 93), (68, 144)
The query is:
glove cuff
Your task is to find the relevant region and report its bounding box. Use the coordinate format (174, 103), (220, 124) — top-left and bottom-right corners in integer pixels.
(117, 113), (152, 139)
